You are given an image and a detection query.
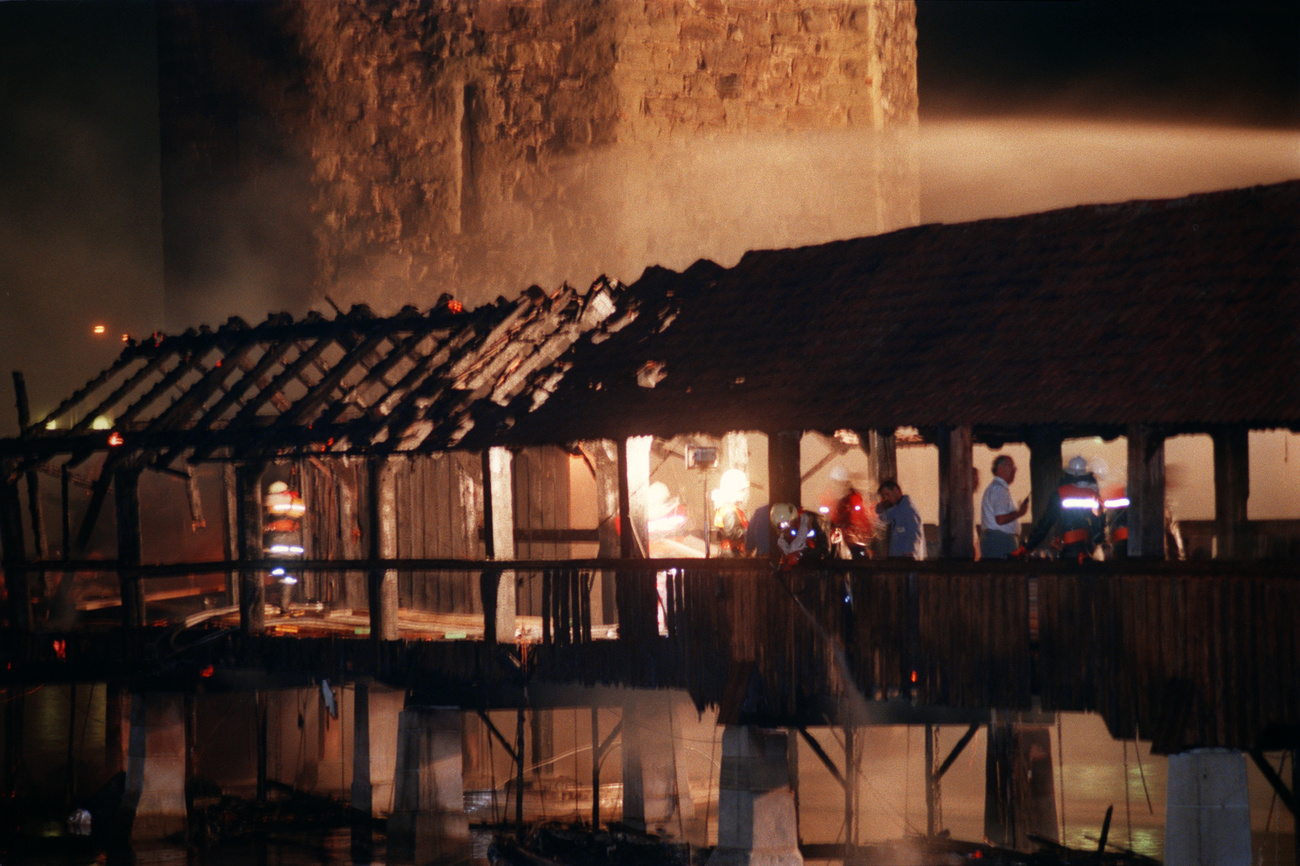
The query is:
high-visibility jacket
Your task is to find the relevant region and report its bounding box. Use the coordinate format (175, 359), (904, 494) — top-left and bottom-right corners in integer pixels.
(1025, 474), (1105, 561)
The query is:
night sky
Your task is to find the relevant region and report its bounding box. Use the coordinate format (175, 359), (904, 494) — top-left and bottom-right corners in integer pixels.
(0, 0), (1296, 433)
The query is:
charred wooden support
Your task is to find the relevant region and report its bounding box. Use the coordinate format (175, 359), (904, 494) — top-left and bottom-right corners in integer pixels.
(0, 469), (32, 630)
(388, 707), (470, 863)
(1166, 748), (1251, 865)
(236, 462), (265, 634)
(937, 424), (975, 559)
(1127, 424), (1167, 558)
(1213, 425), (1250, 559)
(984, 720), (1058, 852)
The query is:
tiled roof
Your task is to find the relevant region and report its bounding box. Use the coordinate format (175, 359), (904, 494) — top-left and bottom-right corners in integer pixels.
(515, 180), (1300, 445)
(3, 181), (1296, 470)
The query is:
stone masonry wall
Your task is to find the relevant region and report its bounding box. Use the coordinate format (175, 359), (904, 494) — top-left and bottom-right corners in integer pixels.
(157, 0), (918, 322)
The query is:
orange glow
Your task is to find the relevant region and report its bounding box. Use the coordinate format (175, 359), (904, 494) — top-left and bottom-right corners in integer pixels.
(107, 431), (125, 447)
(92, 324), (106, 335)
(447, 298), (463, 313)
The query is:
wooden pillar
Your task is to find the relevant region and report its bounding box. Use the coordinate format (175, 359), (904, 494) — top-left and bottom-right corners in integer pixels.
(1212, 426), (1250, 559)
(338, 464), (366, 611)
(937, 424), (975, 559)
(591, 441), (620, 623)
(1126, 424), (1167, 558)
(769, 429), (802, 508)
(221, 464), (240, 609)
(235, 462), (265, 634)
(113, 465), (146, 628)
(864, 428), (897, 492)
(367, 457), (400, 642)
(481, 446), (517, 644)
(0, 469), (32, 630)
(1026, 427), (1064, 529)
(617, 436), (651, 559)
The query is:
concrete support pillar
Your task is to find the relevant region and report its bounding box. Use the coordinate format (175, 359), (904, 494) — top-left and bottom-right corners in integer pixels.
(388, 707), (469, 865)
(621, 691), (695, 833)
(937, 424), (975, 559)
(481, 446), (517, 643)
(1165, 748), (1251, 866)
(708, 726), (802, 866)
(1127, 424), (1167, 558)
(124, 692), (188, 842)
(1212, 426), (1250, 558)
(617, 436), (652, 558)
(350, 679), (403, 818)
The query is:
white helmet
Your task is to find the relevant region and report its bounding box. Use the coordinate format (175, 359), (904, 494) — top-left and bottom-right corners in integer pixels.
(1066, 456), (1089, 477)
(770, 503), (797, 529)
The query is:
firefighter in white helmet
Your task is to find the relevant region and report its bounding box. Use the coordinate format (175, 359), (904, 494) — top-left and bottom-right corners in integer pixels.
(1021, 456), (1105, 562)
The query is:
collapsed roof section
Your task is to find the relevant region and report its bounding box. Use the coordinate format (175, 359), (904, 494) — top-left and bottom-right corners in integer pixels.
(3, 278), (634, 474)
(2, 180), (1297, 474)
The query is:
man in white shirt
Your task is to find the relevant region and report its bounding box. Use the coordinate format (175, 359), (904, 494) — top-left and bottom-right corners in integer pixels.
(980, 455), (1029, 559)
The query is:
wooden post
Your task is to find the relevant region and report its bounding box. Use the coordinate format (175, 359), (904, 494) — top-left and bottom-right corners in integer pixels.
(591, 441), (620, 623)
(0, 470), (32, 630)
(617, 437), (651, 559)
(1126, 424), (1167, 558)
(769, 430), (802, 508)
(865, 428), (897, 493)
(1026, 427), (1064, 529)
(367, 457), (400, 642)
(1212, 426), (1250, 559)
(221, 464), (240, 608)
(113, 464), (145, 628)
(937, 425), (975, 559)
(235, 462), (265, 634)
(481, 447), (516, 644)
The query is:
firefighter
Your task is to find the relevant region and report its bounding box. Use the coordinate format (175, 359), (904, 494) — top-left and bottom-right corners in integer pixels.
(1104, 487), (1130, 557)
(773, 502), (831, 568)
(711, 468), (749, 557)
(826, 465), (874, 559)
(1021, 456), (1106, 562)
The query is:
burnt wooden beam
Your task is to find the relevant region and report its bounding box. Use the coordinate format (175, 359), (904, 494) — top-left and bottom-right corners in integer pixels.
(1127, 424), (1167, 558)
(797, 726), (846, 789)
(70, 352), (170, 434)
(1212, 425), (1250, 559)
(937, 424), (975, 559)
(1248, 749), (1296, 817)
(935, 722), (981, 780)
(186, 341), (297, 463)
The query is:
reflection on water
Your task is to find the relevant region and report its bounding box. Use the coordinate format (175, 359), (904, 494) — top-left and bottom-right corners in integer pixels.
(3, 686), (1296, 865)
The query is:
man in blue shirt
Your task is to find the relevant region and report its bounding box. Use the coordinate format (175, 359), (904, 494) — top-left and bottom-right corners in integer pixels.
(876, 478), (926, 560)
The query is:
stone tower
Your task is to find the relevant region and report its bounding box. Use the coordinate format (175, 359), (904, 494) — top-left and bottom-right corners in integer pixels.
(157, 0), (918, 327)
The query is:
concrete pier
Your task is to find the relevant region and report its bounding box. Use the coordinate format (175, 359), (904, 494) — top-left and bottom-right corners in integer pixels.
(1165, 748), (1251, 866)
(387, 706), (470, 864)
(708, 726), (803, 866)
(124, 692), (188, 841)
(621, 691), (695, 833)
